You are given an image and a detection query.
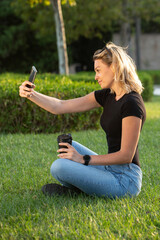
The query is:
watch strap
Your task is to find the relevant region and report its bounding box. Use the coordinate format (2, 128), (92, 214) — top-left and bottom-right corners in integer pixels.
(83, 155), (91, 166)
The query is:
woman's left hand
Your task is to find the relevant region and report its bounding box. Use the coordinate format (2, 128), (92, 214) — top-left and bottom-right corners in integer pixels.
(57, 143), (84, 164)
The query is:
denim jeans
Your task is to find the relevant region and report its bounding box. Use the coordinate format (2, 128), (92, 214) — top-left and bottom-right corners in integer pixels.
(50, 141), (142, 198)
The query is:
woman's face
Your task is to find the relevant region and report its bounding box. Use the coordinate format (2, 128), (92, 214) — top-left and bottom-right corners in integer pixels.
(94, 59), (114, 89)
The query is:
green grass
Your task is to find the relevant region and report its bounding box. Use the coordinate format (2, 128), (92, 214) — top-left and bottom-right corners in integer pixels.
(0, 96), (160, 240)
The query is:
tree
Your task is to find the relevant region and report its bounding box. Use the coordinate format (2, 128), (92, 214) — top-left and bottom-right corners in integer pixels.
(3, 0), (160, 73)
(49, 0), (76, 74)
(118, 0), (160, 69)
(12, 0), (76, 75)
(12, 0), (120, 73)
(50, 0), (69, 75)
(63, 0), (121, 43)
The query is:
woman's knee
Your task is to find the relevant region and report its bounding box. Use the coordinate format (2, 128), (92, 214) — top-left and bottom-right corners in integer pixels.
(51, 159), (63, 177)
(50, 158), (71, 177)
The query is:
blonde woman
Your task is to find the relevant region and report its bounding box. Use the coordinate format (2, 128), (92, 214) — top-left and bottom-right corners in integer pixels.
(19, 42), (146, 198)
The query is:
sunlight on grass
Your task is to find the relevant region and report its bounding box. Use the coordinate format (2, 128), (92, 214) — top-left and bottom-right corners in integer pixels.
(0, 96), (160, 239)
(145, 96), (160, 119)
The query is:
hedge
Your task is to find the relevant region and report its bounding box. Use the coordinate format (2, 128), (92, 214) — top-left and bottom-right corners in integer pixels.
(0, 73), (101, 133)
(139, 70), (160, 85)
(138, 72), (153, 101)
(0, 72), (153, 133)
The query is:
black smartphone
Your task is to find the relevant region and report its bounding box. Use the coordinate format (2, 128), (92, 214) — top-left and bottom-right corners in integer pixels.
(26, 66), (37, 88)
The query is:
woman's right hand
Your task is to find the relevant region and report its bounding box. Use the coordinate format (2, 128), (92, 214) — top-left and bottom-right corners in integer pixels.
(19, 81), (35, 98)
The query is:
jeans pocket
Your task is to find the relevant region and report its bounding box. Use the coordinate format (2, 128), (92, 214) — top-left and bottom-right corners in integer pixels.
(127, 179), (141, 196)
(120, 175), (141, 197)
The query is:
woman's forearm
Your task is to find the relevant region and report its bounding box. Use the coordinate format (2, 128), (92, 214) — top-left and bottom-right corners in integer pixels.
(28, 90), (62, 114)
(19, 81), (99, 115)
(89, 150), (132, 165)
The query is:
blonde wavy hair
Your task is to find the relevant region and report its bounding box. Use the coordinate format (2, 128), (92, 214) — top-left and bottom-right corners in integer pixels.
(93, 42), (143, 94)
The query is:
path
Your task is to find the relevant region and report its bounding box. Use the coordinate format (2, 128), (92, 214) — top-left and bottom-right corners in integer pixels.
(154, 85), (160, 96)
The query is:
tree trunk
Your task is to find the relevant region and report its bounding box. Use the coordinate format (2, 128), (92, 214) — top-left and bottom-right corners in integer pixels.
(50, 0), (69, 75)
(135, 16), (141, 70)
(120, 0), (132, 55)
(120, 22), (131, 46)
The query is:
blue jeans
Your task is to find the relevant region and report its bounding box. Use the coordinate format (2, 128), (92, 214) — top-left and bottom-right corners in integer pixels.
(50, 141), (142, 198)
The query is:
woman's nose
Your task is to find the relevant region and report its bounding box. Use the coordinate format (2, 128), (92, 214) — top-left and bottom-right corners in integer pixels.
(95, 74), (98, 81)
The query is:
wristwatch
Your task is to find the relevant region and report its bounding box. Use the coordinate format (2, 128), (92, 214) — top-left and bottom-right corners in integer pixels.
(83, 155), (91, 166)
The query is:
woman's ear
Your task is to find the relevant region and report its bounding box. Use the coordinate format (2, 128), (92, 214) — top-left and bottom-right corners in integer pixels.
(110, 64), (115, 74)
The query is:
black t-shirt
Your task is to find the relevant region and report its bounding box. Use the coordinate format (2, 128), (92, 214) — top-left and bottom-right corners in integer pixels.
(94, 88), (146, 166)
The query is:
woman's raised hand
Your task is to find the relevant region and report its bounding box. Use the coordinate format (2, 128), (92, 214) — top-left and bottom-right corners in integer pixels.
(19, 81), (35, 98)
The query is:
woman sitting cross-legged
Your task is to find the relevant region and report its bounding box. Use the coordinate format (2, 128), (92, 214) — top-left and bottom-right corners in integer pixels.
(19, 42), (146, 198)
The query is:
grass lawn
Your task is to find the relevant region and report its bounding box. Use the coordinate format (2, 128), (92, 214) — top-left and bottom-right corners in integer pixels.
(0, 96), (160, 240)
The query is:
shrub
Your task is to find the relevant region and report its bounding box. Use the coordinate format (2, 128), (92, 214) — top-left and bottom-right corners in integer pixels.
(0, 73), (101, 133)
(147, 70), (160, 85)
(0, 71), (153, 133)
(138, 72), (153, 101)
(139, 70), (160, 84)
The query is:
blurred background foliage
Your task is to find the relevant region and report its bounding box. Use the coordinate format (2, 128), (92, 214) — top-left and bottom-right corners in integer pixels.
(0, 71), (154, 133)
(0, 0), (160, 73)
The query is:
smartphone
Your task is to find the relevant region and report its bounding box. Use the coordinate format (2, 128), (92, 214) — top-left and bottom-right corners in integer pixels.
(26, 66), (37, 88)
